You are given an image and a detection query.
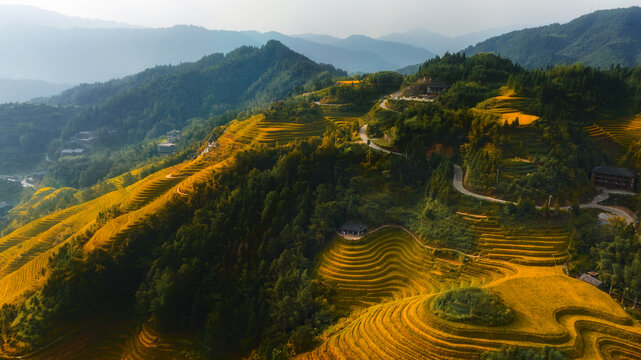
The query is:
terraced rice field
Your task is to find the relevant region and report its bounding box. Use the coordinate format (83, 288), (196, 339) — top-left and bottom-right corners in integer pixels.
(500, 158), (537, 181)
(317, 228), (510, 309)
(464, 216), (571, 266)
(585, 113), (641, 148)
(301, 227), (641, 360)
(476, 96), (539, 126)
(85, 113), (344, 252)
(17, 318), (188, 360)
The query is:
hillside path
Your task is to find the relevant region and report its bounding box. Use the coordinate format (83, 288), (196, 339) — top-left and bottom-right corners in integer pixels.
(366, 104), (637, 224)
(358, 124), (405, 156)
(453, 164), (638, 224)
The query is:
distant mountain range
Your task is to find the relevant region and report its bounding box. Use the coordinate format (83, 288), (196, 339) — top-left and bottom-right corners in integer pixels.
(5, 4), (641, 104)
(378, 26), (525, 55)
(0, 4), (138, 28)
(465, 7), (641, 68)
(0, 79), (71, 103)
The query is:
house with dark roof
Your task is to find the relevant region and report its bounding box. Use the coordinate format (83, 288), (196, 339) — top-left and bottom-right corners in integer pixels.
(591, 166), (635, 191)
(60, 148), (85, 157)
(339, 223), (368, 236)
(157, 142), (177, 155)
(579, 273), (603, 288)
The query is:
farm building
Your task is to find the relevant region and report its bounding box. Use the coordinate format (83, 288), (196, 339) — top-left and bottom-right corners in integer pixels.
(400, 77), (450, 98)
(426, 81), (449, 95)
(590, 166), (635, 191)
(339, 223), (368, 236)
(157, 142), (177, 154)
(60, 148), (85, 157)
(579, 273), (603, 288)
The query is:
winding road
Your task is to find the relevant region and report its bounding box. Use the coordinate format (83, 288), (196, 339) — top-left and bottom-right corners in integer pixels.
(359, 119), (638, 225)
(358, 124), (405, 156)
(453, 164), (638, 225)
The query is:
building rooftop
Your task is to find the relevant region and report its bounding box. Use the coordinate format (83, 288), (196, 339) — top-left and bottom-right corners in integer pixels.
(592, 166), (635, 178)
(61, 148), (85, 155)
(579, 273), (603, 287)
(339, 223), (367, 232)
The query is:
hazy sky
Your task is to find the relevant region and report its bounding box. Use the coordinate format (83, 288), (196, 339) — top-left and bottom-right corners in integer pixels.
(1, 0), (640, 37)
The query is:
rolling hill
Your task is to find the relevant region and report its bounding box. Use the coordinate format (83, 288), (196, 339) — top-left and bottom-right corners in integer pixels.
(465, 7), (641, 68)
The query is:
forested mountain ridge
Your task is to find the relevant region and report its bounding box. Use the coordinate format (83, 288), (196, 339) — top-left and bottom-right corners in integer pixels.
(56, 40), (344, 143)
(0, 41), (344, 176)
(465, 7), (641, 68)
(0, 22), (431, 89)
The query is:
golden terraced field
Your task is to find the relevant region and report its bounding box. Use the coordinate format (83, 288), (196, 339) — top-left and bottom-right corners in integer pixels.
(300, 227), (641, 360)
(475, 95), (539, 126)
(0, 111), (356, 356)
(585, 113), (641, 149)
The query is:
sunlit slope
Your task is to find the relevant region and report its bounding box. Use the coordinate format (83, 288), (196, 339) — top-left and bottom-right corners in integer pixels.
(0, 112), (344, 308)
(17, 319), (187, 360)
(0, 189), (128, 305)
(301, 228), (641, 360)
(475, 95), (539, 126)
(85, 113), (335, 252)
(469, 217), (571, 266)
(317, 228), (510, 309)
(585, 113), (641, 148)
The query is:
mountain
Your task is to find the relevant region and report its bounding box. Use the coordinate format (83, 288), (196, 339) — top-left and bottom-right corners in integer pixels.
(0, 4), (138, 28)
(0, 78), (71, 104)
(379, 26), (525, 55)
(0, 23), (432, 91)
(0, 25), (261, 84)
(0, 41), (344, 174)
(465, 7), (641, 68)
(292, 33), (435, 70)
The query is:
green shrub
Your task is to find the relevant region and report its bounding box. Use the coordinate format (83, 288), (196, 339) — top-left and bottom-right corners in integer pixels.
(432, 287), (513, 326)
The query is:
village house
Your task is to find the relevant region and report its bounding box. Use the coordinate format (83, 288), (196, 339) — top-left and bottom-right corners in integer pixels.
(590, 166), (635, 192)
(339, 223), (368, 236)
(60, 148), (85, 157)
(579, 273), (603, 288)
(157, 141), (177, 154)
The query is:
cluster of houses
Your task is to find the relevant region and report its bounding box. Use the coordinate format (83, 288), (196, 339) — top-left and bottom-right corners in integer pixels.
(60, 131), (97, 158)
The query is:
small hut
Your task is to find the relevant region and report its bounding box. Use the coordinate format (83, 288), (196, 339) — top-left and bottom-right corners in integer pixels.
(339, 223), (368, 236)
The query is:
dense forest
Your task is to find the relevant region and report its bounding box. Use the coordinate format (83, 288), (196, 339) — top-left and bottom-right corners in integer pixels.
(0, 41), (343, 185)
(465, 7), (641, 69)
